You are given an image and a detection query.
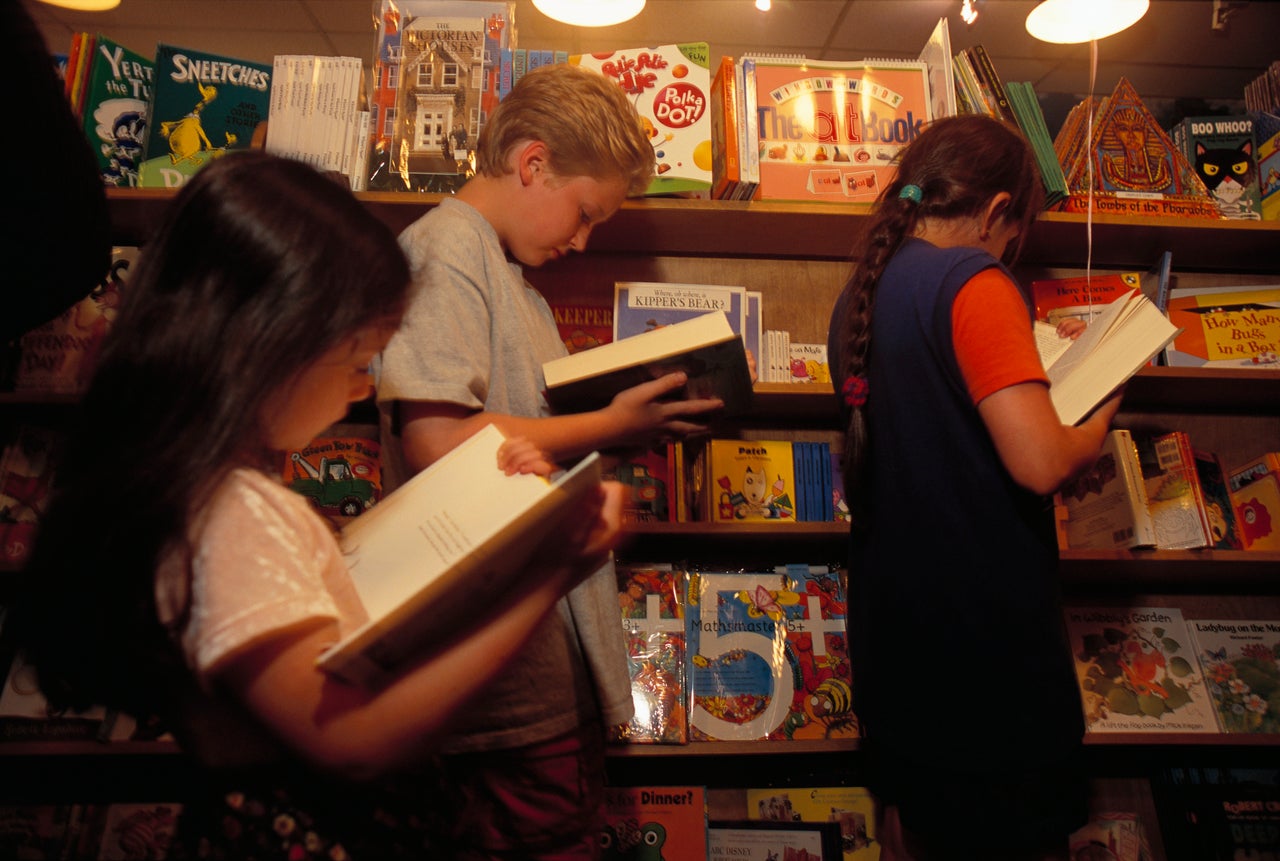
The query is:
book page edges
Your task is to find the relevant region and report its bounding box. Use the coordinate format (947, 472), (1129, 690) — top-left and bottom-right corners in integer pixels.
(543, 312), (736, 387)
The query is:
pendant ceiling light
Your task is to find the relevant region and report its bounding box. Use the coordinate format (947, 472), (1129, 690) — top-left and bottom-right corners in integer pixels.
(531, 0), (645, 27)
(1025, 0), (1149, 43)
(36, 0), (120, 10)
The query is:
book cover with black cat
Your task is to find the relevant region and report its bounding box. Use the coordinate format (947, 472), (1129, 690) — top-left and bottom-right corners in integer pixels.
(1172, 115), (1263, 220)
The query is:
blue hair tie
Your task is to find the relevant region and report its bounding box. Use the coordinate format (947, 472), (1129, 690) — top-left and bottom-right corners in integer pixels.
(899, 184), (922, 203)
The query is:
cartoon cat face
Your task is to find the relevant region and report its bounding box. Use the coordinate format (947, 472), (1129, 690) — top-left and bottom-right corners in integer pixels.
(1195, 139), (1254, 203)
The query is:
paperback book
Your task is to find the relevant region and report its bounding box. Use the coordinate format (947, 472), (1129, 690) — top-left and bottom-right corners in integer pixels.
(1133, 431), (1214, 550)
(550, 301), (613, 355)
(1187, 618), (1280, 734)
(686, 565), (856, 742)
(1192, 449), (1245, 550)
(1057, 428), (1156, 550)
(315, 424), (604, 687)
(1065, 605), (1218, 735)
(697, 438), (796, 523)
(614, 282), (746, 343)
(542, 311), (754, 417)
(612, 563), (688, 744)
(1228, 452), (1280, 551)
(1030, 271), (1142, 326)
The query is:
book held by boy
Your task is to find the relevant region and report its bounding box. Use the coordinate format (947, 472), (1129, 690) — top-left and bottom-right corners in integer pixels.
(315, 424), (604, 687)
(542, 311), (754, 416)
(1036, 289), (1181, 426)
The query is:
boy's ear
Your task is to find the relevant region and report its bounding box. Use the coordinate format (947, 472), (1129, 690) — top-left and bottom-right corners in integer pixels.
(516, 140), (550, 186)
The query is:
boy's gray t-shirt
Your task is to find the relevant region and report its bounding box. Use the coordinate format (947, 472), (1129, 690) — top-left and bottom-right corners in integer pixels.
(376, 197), (632, 752)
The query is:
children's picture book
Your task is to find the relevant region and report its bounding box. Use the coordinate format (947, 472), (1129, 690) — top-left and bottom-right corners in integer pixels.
(1187, 618), (1280, 734)
(1172, 115), (1263, 220)
(1064, 605), (1218, 734)
(612, 563), (688, 744)
(608, 445), (675, 525)
(686, 565), (856, 742)
(315, 424), (604, 687)
(0, 425), (64, 572)
(542, 311), (754, 417)
(14, 246), (136, 396)
(746, 786), (880, 861)
(707, 820), (843, 861)
(1030, 271), (1141, 326)
(85, 802), (182, 861)
(282, 422), (382, 531)
(916, 17), (955, 121)
(569, 43), (713, 197)
(264, 55), (364, 181)
(700, 438), (796, 523)
(1038, 289), (1181, 426)
(1191, 449), (1245, 550)
(79, 35), (154, 187)
(1162, 284), (1280, 369)
(788, 343), (830, 384)
(1057, 428), (1156, 551)
(710, 54), (745, 200)
(549, 301), (613, 355)
(139, 43), (272, 188)
(0, 649), (135, 743)
(1228, 452), (1280, 551)
(601, 786), (708, 861)
(1155, 766), (1280, 861)
(613, 282), (747, 343)
(749, 57), (932, 203)
(1054, 77), (1221, 218)
(1133, 431), (1214, 551)
(1067, 811), (1156, 861)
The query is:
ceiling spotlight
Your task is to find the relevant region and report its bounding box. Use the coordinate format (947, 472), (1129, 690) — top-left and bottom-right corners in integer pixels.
(756, 0), (772, 11)
(35, 0), (120, 9)
(531, 0), (645, 27)
(961, 0), (978, 25)
(1026, 0), (1149, 43)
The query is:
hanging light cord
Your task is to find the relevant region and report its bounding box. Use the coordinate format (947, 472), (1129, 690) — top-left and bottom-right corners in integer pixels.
(1084, 37), (1098, 317)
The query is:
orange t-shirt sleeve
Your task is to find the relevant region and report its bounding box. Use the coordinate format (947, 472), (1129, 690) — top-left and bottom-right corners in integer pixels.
(952, 268), (1049, 405)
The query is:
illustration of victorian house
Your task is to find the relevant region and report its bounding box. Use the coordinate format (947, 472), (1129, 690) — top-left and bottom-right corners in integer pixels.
(393, 16), (486, 188)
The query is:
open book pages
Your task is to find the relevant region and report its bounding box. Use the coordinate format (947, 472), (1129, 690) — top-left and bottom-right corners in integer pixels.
(1038, 289), (1182, 426)
(316, 423), (603, 687)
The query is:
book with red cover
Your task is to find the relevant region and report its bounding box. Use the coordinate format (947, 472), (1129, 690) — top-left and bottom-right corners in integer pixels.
(1031, 271), (1142, 325)
(748, 57), (932, 203)
(600, 785), (707, 861)
(549, 301), (613, 355)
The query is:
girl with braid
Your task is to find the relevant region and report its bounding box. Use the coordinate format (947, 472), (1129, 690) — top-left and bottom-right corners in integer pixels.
(827, 115), (1121, 861)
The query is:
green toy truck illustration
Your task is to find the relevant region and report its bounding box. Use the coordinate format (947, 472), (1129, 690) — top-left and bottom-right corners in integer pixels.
(288, 452), (377, 518)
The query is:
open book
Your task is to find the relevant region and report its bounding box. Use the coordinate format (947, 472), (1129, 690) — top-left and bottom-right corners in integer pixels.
(542, 310), (754, 416)
(1035, 289), (1181, 426)
(316, 424), (603, 687)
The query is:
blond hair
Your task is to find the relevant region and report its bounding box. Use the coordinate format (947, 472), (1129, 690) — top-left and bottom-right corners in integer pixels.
(475, 63), (654, 196)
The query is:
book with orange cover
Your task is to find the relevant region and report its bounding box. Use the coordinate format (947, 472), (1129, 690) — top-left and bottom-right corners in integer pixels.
(709, 54), (744, 200)
(748, 57), (932, 203)
(1031, 271), (1142, 326)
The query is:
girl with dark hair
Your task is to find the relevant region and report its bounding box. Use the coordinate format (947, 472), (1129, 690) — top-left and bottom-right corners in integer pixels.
(9, 150), (624, 858)
(827, 115), (1120, 860)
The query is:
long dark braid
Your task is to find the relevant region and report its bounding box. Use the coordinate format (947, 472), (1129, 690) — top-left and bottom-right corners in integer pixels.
(836, 115), (1043, 526)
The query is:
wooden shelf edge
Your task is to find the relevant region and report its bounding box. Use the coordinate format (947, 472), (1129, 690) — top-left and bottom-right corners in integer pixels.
(607, 738), (859, 757)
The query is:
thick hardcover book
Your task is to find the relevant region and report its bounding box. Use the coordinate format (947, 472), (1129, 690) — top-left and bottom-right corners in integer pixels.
(1134, 431), (1214, 551)
(601, 785), (708, 861)
(569, 43), (713, 197)
(963, 45), (1016, 125)
(749, 58), (932, 203)
(1162, 284), (1280, 369)
(14, 246), (137, 396)
(613, 281), (746, 342)
(542, 311), (754, 416)
(1187, 618), (1280, 734)
(699, 438), (796, 523)
(745, 786), (878, 861)
(1057, 428), (1156, 551)
(1174, 114), (1263, 220)
(1038, 289), (1181, 426)
(315, 424), (604, 687)
(612, 563), (688, 744)
(139, 44), (272, 188)
(1031, 271), (1141, 326)
(686, 565), (856, 742)
(79, 35), (154, 187)
(1064, 605), (1218, 735)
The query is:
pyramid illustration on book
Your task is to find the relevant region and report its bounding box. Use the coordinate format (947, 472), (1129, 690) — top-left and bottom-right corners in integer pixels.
(1054, 77), (1220, 218)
